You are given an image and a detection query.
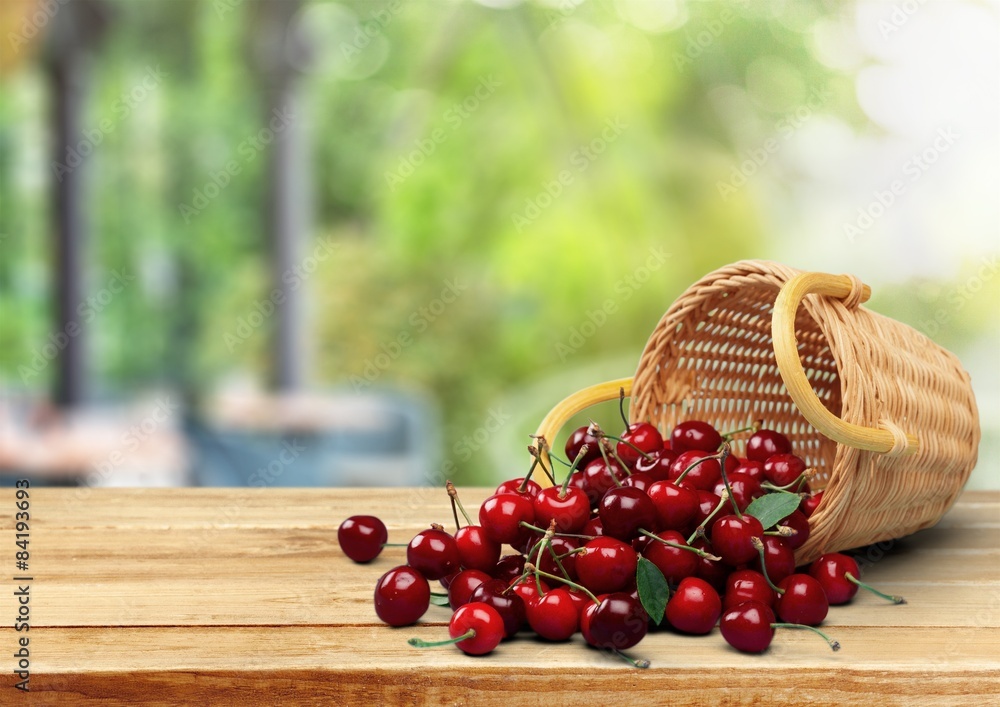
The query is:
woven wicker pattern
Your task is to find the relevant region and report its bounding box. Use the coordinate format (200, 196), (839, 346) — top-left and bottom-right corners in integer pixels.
(629, 260), (980, 564)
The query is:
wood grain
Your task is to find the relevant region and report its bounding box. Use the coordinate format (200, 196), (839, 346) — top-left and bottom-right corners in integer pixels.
(0, 488), (997, 704)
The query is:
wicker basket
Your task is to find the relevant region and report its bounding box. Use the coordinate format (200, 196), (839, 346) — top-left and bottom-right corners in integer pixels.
(534, 260), (980, 565)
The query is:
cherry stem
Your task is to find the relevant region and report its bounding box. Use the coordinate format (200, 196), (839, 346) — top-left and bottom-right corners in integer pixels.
(531, 438), (558, 486)
(674, 445), (729, 488)
(446, 480), (473, 528)
(618, 386), (630, 428)
(408, 629), (476, 649)
(687, 489), (730, 545)
(846, 572), (906, 604)
(771, 623), (841, 651)
(612, 649), (650, 670)
(561, 445), (590, 496)
(521, 453), (540, 494)
(639, 529), (721, 561)
(714, 443), (741, 518)
(720, 419), (761, 442)
(380, 543), (408, 548)
(524, 562), (600, 604)
(534, 520), (557, 595)
(750, 536), (784, 594)
(596, 438), (624, 488)
(763, 526), (797, 538)
(519, 521), (595, 541)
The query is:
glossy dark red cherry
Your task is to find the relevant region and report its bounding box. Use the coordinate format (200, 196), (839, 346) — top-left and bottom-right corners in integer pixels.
(575, 536), (638, 594)
(582, 457), (628, 505)
(448, 568), (491, 609)
(801, 490), (823, 518)
(647, 479), (699, 532)
(710, 514), (764, 565)
(479, 493), (535, 545)
(447, 601), (505, 655)
(693, 490), (723, 528)
(406, 527), (460, 580)
(454, 525), (501, 573)
(510, 577), (550, 609)
(713, 472), (763, 512)
(776, 574), (829, 626)
(751, 536), (796, 585)
(720, 600), (776, 653)
(642, 530), (699, 583)
(617, 422), (664, 467)
(581, 592), (648, 650)
(491, 554), (526, 583)
(566, 425), (603, 468)
(635, 448), (679, 482)
(763, 453), (807, 488)
(470, 578), (526, 638)
(808, 552), (860, 605)
(533, 486), (591, 534)
(671, 420), (723, 453)
(669, 450), (725, 491)
(693, 538), (731, 591)
(780, 509), (811, 550)
(746, 429), (792, 462)
(621, 471), (653, 493)
(495, 477), (542, 499)
(526, 587), (580, 641)
(723, 569), (777, 610)
(338, 515), (388, 563)
(731, 459), (766, 482)
(598, 486), (657, 541)
(374, 565), (431, 627)
(665, 577), (721, 635)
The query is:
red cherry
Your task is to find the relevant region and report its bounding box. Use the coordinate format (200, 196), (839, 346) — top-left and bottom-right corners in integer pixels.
(582, 457), (628, 505)
(406, 528), (460, 580)
(635, 448), (679, 482)
(808, 553), (860, 605)
(669, 450), (725, 491)
(470, 578), (526, 638)
(801, 490), (824, 518)
(693, 538), (731, 592)
(565, 425), (602, 468)
(642, 530), (699, 583)
(598, 486), (657, 541)
(581, 515), (604, 537)
(763, 453), (808, 488)
(710, 514), (764, 565)
(580, 592), (648, 650)
(616, 422), (664, 467)
(448, 569), (491, 609)
(732, 459), (766, 482)
(780, 509), (811, 550)
(647, 480), (699, 532)
(479, 493), (535, 545)
(338, 515), (388, 563)
(670, 420), (723, 453)
(621, 471), (654, 493)
(510, 577), (550, 609)
(533, 486), (591, 534)
(720, 600), (776, 653)
(491, 554), (526, 583)
(575, 536), (638, 594)
(665, 577), (721, 635)
(374, 565), (430, 626)
(447, 601), (505, 655)
(712, 472), (763, 512)
(536, 536), (580, 580)
(526, 587), (580, 641)
(454, 525), (501, 573)
(495, 477), (542, 499)
(693, 490), (723, 528)
(723, 569), (777, 611)
(776, 574), (829, 626)
(746, 429), (792, 462)
(750, 536), (796, 585)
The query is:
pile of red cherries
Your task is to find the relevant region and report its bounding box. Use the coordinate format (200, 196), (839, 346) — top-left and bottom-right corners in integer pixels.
(338, 410), (904, 666)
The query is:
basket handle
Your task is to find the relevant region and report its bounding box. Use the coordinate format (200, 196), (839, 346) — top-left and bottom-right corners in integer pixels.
(772, 271), (919, 456)
(532, 377), (633, 485)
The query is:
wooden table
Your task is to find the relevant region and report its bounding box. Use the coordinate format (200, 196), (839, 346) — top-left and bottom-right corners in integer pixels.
(2, 487), (998, 705)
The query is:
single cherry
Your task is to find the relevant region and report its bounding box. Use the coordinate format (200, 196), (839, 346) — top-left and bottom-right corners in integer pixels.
(338, 515), (389, 563)
(763, 453), (808, 488)
(750, 536), (796, 585)
(635, 448), (679, 482)
(409, 601), (504, 656)
(582, 457), (628, 505)
(642, 530), (699, 583)
(598, 486), (657, 541)
(801, 490), (823, 517)
(454, 525), (501, 573)
(407, 527), (460, 580)
(470, 578), (526, 638)
(746, 429), (792, 462)
(808, 552), (905, 605)
(713, 472), (763, 512)
(581, 592), (648, 650)
(575, 536), (638, 594)
(723, 569), (777, 610)
(647, 480), (699, 532)
(479, 493), (535, 545)
(621, 470), (653, 493)
(720, 600), (776, 653)
(374, 565), (430, 627)
(510, 576), (550, 609)
(526, 587), (580, 641)
(448, 568), (492, 609)
(671, 420), (723, 453)
(780, 509), (811, 550)
(533, 486), (590, 534)
(731, 459), (766, 482)
(495, 477), (542, 499)
(776, 574), (829, 626)
(669, 450), (725, 491)
(491, 554), (526, 584)
(617, 422), (664, 467)
(710, 514), (764, 565)
(665, 577), (721, 635)
(565, 425), (603, 468)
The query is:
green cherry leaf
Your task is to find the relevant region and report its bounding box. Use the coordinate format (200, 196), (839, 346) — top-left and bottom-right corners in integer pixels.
(636, 556), (669, 625)
(745, 492), (802, 530)
(429, 594), (451, 607)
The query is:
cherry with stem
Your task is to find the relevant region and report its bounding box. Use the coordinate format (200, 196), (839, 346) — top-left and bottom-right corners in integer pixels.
(447, 480), (473, 529)
(687, 489), (730, 544)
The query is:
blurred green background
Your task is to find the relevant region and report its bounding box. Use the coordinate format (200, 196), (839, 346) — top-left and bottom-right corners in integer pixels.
(0, 0), (996, 488)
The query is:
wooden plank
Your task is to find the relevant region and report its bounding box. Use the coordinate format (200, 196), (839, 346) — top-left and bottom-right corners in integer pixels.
(0, 626), (996, 705)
